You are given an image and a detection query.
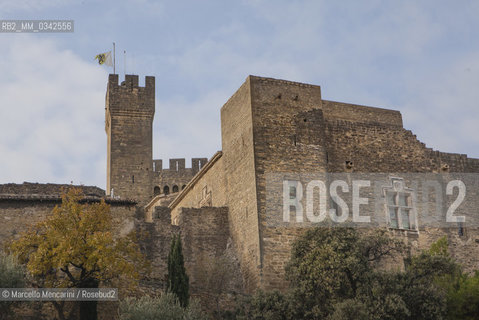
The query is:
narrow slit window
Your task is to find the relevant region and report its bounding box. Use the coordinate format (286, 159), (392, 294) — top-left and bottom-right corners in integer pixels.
(289, 186), (296, 199)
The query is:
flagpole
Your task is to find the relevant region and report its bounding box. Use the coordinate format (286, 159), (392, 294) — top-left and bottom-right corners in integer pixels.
(113, 42), (116, 74)
(124, 50), (126, 76)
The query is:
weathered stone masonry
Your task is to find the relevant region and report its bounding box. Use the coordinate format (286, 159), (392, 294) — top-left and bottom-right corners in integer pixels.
(169, 75), (479, 292)
(1, 74), (478, 298)
(0, 183), (137, 249)
(105, 74), (207, 204)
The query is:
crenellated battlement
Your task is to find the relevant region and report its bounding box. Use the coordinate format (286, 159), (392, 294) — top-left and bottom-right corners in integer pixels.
(106, 74), (155, 117)
(152, 158), (208, 172)
(105, 73), (207, 202)
(150, 158), (208, 197)
(108, 74), (155, 90)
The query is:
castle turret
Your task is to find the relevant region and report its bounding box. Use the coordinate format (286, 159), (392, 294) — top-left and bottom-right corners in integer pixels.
(105, 74), (155, 203)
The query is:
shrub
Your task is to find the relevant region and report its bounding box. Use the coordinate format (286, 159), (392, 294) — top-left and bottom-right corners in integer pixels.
(0, 252), (26, 320)
(119, 293), (208, 320)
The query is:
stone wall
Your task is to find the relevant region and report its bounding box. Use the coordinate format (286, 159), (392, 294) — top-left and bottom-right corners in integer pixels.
(243, 76), (479, 291)
(0, 182), (105, 197)
(169, 152), (226, 223)
(167, 75), (479, 292)
(137, 205), (242, 299)
(415, 228), (479, 272)
(0, 194), (137, 249)
(144, 193), (177, 222)
(220, 77), (262, 292)
(248, 76), (328, 290)
(323, 118), (479, 173)
(324, 119), (436, 172)
(151, 158), (207, 197)
(176, 207), (234, 292)
(0, 200), (56, 247)
(322, 100), (403, 127)
(136, 206), (179, 292)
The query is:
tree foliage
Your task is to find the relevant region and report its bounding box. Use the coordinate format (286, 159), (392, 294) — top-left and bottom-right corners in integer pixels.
(444, 271), (479, 320)
(119, 293), (208, 320)
(328, 298), (371, 320)
(427, 237), (479, 320)
(7, 188), (147, 320)
(234, 290), (293, 320)
(200, 253), (236, 317)
(285, 228), (405, 319)
(168, 234), (189, 307)
(0, 252), (26, 320)
(235, 228), (479, 320)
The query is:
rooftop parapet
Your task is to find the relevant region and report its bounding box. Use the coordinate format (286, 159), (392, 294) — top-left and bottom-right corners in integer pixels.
(107, 74), (155, 89)
(0, 182), (136, 205)
(152, 158), (208, 172)
(106, 74), (155, 116)
(0, 182), (105, 197)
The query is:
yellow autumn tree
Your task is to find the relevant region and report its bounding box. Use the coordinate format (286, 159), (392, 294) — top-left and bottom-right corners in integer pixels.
(8, 188), (148, 320)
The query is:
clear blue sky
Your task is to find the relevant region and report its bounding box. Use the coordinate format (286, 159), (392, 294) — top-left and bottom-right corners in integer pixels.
(1, 0), (478, 189)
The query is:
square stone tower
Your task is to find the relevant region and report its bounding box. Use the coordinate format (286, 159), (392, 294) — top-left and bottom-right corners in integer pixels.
(220, 76), (326, 291)
(105, 74), (155, 202)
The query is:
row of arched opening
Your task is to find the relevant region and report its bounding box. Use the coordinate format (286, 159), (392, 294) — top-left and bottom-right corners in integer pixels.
(154, 184), (187, 196)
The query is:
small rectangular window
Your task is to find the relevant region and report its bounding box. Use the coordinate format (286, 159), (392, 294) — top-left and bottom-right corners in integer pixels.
(458, 222), (465, 237)
(289, 186), (296, 199)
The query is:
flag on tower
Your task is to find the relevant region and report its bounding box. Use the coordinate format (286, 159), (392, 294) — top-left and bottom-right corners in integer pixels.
(95, 51), (113, 67)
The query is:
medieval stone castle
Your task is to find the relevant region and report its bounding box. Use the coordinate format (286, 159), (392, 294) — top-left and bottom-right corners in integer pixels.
(1, 74), (479, 296)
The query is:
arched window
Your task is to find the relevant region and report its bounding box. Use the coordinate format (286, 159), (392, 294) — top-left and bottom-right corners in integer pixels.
(172, 185), (179, 193)
(154, 186), (161, 196)
(163, 186), (170, 195)
(182, 185), (186, 190)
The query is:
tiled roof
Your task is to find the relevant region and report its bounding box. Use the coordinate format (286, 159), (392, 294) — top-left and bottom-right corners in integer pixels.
(0, 182), (136, 205)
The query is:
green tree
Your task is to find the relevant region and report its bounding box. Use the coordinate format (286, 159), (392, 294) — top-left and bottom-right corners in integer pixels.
(200, 253), (236, 316)
(234, 290), (293, 320)
(362, 268), (446, 320)
(0, 252), (26, 320)
(400, 251), (456, 319)
(168, 234), (189, 307)
(328, 299), (371, 320)
(7, 188), (147, 320)
(119, 293), (208, 320)
(285, 228), (404, 319)
(425, 236), (479, 320)
(445, 271), (479, 319)
(236, 228), (461, 320)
